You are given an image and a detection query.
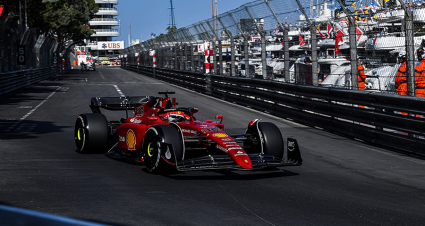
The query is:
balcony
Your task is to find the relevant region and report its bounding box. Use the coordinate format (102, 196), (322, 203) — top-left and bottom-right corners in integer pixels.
(95, 0), (118, 4)
(89, 18), (119, 26)
(96, 8), (119, 16)
(91, 29), (120, 37)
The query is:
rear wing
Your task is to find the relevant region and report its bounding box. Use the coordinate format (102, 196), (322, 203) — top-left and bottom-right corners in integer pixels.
(90, 96), (156, 113)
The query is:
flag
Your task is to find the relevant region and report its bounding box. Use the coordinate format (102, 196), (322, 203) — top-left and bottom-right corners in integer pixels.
(379, 14), (382, 20)
(317, 26), (325, 38)
(327, 23), (332, 38)
(275, 26), (279, 34)
(335, 30), (344, 55)
(375, 0), (381, 6)
(356, 27), (363, 42)
(299, 34), (305, 46)
(352, 2), (357, 9)
(366, 18), (369, 23)
(373, 37), (378, 45)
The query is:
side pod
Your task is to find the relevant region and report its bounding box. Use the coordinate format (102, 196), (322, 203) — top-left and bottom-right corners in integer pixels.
(287, 138), (303, 166)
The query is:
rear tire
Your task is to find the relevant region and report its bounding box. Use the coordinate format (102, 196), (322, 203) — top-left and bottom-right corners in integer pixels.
(74, 113), (109, 153)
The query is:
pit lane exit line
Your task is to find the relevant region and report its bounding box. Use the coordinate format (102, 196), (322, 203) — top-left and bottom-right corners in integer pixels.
(5, 87), (61, 132)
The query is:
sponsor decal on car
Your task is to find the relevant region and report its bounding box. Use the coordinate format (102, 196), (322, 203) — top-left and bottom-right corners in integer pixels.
(119, 136), (125, 142)
(221, 138), (232, 141)
(126, 129), (136, 150)
(288, 141), (295, 152)
(165, 146), (172, 159)
(234, 150), (247, 157)
(182, 129), (197, 134)
(228, 147), (242, 150)
(130, 118), (142, 124)
(216, 144), (228, 153)
(213, 133), (227, 138)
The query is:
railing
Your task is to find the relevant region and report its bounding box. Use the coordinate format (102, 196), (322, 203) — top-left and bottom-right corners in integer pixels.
(122, 64), (425, 157)
(95, 0), (118, 4)
(90, 18), (118, 21)
(0, 66), (59, 96)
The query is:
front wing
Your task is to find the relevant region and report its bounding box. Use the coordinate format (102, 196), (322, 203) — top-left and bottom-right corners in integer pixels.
(175, 138), (303, 171)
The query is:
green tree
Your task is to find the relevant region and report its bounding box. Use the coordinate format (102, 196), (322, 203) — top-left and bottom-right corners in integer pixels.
(2, 0), (98, 44)
(166, 25), (177, 34)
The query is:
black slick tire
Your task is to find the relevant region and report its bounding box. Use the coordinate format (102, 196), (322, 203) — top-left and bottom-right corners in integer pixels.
(142, 125), (183, 174)
(74, 113), (109, 153)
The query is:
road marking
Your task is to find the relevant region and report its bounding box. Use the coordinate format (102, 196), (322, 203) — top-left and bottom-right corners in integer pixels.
(99, 70), (105, 79)
(5, 87), (61, 132)
(113, 85), (125, 97)
(215, 180), (276, 226)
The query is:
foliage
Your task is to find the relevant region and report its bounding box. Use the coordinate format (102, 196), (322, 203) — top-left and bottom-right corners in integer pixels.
(166, 25), (177, 34)
(2, 0), (98, 44)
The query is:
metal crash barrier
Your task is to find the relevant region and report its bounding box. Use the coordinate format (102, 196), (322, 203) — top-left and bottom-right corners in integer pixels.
(0, 66), (59, 96)
(122, 64), (425, 157)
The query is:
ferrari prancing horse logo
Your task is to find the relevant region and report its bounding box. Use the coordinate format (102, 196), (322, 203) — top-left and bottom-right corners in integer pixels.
(126, 129), (136, 150)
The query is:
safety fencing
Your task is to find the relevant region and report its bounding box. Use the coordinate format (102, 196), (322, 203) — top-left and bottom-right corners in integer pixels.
(0, 66), (59, 96)
(122, 64), (425, 157)
(121, 0), (425, 97)
(0, 7), (65, 95)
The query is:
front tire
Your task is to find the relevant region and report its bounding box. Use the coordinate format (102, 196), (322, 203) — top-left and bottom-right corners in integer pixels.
(244, 121), (284, 159)
(142, 125), (183, 174)
(74, 113), (109, 153)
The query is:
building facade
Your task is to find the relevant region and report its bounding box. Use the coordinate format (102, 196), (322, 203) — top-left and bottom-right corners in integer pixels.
(87, 0), (121, 57)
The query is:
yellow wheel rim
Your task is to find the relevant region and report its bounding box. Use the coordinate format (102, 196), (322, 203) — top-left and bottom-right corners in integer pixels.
(77, 128), (82, 140)
(147, 142), (153, 157)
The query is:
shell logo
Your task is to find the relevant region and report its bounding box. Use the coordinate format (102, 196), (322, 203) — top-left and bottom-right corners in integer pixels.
(213, 133), (227, 138)
(126, 129), (136, 150)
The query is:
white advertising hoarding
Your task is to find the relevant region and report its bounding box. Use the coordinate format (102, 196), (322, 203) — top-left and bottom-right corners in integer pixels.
(97, 41), (124, 50)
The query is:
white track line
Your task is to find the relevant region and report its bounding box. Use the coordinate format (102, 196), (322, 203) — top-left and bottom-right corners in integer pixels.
(99, 69), (105, 79)
(113, 85), (125, 97)
(6, 87), (61, 132)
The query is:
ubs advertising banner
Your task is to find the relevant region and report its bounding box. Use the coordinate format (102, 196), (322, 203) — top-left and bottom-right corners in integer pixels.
(97, 41), (124, 50)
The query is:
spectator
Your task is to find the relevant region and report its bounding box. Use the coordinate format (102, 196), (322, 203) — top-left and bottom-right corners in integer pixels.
(395, 53), (407, 115)
(357, 60), (367, 91)
(415, 48), (425, 97)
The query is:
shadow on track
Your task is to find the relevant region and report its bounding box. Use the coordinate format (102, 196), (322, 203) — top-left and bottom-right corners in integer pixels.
(143, 168), (300, 180)
(0, 119), (69, 140)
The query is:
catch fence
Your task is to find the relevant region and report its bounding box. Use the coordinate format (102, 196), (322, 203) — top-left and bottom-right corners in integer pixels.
(122, 0), (425, 97)
(0, 8), (64, 95)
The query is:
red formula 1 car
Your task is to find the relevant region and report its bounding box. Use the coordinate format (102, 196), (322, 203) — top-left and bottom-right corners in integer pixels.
(74, 91), (302, 173)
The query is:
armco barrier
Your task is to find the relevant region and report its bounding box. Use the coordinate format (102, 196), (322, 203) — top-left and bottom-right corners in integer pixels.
(0, 66), (59, 96)
(122, 64), (425, 157)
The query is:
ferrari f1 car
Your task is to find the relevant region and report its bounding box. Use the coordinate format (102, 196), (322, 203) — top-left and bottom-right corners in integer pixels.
(74, 91), (302, 173)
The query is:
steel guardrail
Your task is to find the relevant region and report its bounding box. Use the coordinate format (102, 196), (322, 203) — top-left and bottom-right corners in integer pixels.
(0, 66), (59, 96)
(122, 64), (425, 157)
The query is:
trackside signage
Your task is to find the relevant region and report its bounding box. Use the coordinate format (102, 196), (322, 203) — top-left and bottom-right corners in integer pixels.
(97, 41), (124, 50)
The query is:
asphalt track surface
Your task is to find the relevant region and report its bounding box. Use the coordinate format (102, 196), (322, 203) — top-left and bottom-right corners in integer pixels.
(1, 67), (425, 226)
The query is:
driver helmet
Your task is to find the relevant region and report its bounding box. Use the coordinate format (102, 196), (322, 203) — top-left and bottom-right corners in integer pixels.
(166, 111), (185, 123)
